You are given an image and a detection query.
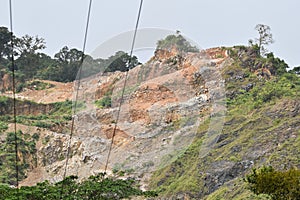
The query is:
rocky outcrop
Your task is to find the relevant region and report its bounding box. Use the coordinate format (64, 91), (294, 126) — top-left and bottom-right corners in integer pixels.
(12, 47), (230, 186)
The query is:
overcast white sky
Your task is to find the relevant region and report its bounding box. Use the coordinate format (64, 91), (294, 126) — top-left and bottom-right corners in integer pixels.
(0, 0), (299, 67)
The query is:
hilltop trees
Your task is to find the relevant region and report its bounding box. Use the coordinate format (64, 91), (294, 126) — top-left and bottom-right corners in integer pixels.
(52, 46), (83, 82)
(249, 24), (274, 56)
(0, 27), (12, 64)
(0, 26), (141, 88)
(12, 34), (47, 78)
(102, 51), (140, 72)
(0, 28), (51, 81)
(15, 35), (46, 55)
(156, 33), (199, 52)
(290, 66), (300, 75)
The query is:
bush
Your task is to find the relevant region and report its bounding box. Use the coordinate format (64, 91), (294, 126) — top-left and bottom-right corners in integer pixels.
(0, 121), (8, 132)
(245, 166), (300, 200)
(16, 80), (55, 92)
(0, 96), (9, 107)
(0, 174), (158, 199)
(95, 96), (111, 108)
(157, 34), (199, 53)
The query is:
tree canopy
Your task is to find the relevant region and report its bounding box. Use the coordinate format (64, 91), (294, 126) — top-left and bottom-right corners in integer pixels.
(249, 24), (274, 56)
(0, 27), (12, 62)
(156, 33), (199, 53)
(0, 26), (141, 91)
(0, 173), (157, 199)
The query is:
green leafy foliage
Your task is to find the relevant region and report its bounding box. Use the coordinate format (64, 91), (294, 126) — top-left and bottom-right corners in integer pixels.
(150, 47), (300, 199)
(156, 34), (199, 52)
(0, 130), (37, 185)
(16, 80), (54, 93)
(231, 72), (299, 109)
(245, 166), (300, 200)
(290, 66), (300, 75)
(95, 96), (112, 108)
(0, 99), (77, 132)
(0, 27), (12, 63)
(0, 174), (157, 199)
(101, 51), (140, 73)
(0, 27), (141, 86)
(0, 96), (9, 107)
(249, 24), (274, 56)
(0, 121), (8, 132)
(18, 100), (80, 128)
(265, 53), (288, 76)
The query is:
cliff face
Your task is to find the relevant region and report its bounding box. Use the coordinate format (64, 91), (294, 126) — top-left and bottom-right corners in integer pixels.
(149, 47), (300, 199)
(0, 47), (226, 186)
(0, 46), (299, 199)
(0, 98), (53, 116)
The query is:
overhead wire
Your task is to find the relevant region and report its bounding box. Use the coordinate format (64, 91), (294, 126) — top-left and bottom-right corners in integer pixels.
(60, 0), (93, 198)
(8, 0), (19, 195)
(7, 0), (143, 197)
(104, 0), (144, 173)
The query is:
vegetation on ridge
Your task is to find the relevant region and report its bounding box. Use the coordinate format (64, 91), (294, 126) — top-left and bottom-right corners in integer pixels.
(0, 26), (140, 89)
(0, 25), (299, 199)
(156, 32), (199, 52)
(149, 42), (300, 199)
(0, 173), (157, 199)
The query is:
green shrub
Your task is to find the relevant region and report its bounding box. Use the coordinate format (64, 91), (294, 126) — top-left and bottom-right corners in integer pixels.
(95, 96), (111, 108)
(0, 121), (8, 132)
(0, 174), (158, 199)
(0, 130), (38, 184)
(0, 96), (9, 107)
(245, 166), (300, 200)
(157, 34), (199, 52)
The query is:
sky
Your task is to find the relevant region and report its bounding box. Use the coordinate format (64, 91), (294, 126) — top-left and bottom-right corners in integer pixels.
(0, 0), (299, 68)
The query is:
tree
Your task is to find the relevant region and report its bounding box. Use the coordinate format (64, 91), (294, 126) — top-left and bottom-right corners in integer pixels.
(54, 46), (83, 64)
(265, 52), (288, 75)
(103, 51), (140, 72)
(15, 34), (46, 56)
(0, 27), (12, 61)
(15, 52), (52, 79)
(11, 35), (46, 79)
(156, 34), (198, 53)
(53, 46), (84, 82)
(290, 66), (300, 75)
(251, 24), (274, 56)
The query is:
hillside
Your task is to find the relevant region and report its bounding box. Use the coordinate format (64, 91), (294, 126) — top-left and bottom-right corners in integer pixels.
(0, 40), (299, 199)
(149, 46), (300, 199)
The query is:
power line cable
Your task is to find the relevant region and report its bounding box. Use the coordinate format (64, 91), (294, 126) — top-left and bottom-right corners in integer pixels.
(8, 0), (19, 196)
(104, 0), (144, 173)
(60, 0), (93, 198)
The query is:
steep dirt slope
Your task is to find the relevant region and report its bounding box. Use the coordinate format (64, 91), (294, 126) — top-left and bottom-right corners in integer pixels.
(9, 47), (229, 186)
(2, 80), (73, 104)
(149, 46), (300, 199)
(2, 45), (297, 200)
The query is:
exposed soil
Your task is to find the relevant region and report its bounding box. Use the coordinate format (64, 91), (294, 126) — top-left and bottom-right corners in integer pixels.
(3, 80), (73, 104)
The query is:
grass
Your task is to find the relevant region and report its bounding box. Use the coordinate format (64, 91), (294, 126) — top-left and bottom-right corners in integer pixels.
(150, 135), (204, 196)
(0, 99), (85, 130)
(0, 121), (8, 133)
(151, 92), (299, 198)
(0, 130), (38, 184)
(149, 48), (300, 198)
(16, 80), (55, 93)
